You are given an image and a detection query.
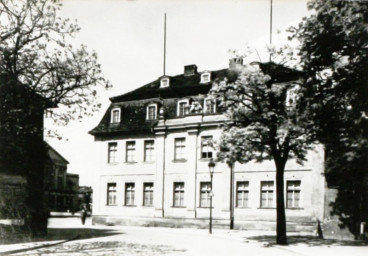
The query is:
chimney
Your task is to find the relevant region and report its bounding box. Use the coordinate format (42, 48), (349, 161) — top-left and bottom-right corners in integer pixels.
(229, 58), (243, 71)
(184, 64), (198, 76)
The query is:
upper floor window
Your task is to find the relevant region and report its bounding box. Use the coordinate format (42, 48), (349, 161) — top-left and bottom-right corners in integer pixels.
(160, 77), (170, 88)
(126, 141), (136, 163)
(146, 104), (157, 120)
(108, 142), (117, 163)
(177, 99), (189, 117)
(200, 72), (211, 83)
(111, 108), (120, 123)
(204, 98), (216, 114)
(144, 140), (155, 162)
(174, 138), (186, 160)
(201, 136), (213, 159)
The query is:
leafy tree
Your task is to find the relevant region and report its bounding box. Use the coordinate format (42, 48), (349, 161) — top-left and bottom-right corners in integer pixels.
(212, 49), (312, 245)
(291, 0), (368, 238)
(0, 0), (109, 235)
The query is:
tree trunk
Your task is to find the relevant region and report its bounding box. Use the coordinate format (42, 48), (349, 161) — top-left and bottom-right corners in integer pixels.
(275, 159), (287, 245)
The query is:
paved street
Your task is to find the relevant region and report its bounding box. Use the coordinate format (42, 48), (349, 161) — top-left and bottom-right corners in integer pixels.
(0, 217), (367, 256)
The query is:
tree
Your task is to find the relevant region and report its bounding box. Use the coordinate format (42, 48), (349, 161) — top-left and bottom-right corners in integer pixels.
(291, 0), (368, 238)
(212, 50), (313, 245)
(0, 0), (110, 235)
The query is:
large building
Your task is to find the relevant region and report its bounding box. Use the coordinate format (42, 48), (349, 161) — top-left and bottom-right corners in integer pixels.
(89, 60), (326, 231)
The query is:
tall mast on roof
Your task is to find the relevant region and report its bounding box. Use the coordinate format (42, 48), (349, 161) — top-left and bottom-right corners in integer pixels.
(269, 0), (273, 62)
(163, 13), (167, 76)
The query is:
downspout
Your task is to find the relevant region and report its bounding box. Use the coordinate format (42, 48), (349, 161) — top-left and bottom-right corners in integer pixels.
(229, 162), (234, 229)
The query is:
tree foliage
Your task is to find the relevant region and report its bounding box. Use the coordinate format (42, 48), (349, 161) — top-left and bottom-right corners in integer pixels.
(211, 48), (313, 245)
(0, 0), (110, 129)
(292, 0), (368, 237)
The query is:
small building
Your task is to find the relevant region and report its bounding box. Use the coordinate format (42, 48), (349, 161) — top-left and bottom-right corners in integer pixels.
(44, 143), (79, 213)
(89, 60), (326, 231)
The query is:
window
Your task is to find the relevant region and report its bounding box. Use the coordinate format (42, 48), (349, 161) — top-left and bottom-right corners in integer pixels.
(286, 180), (301, 208)
(143, 183), (154, 206)
(260, 181), (274, 208)
(236, 181), (249, 208)
(107, 183), (117, 205)
(174, 138), (186, 160)
(204, 98), (216, 114)
(111, 108), (120, 123)
(144, 140), (155, 162)
(125, 183), (135, 206)
(173, 182), (185, 207)
(146, 104), (157, 120)
(201, 136), (213, 159)
(177, 100), (189, 117)
(200, 182), (212, 207)
(57, 168), (64, 190)
(126, 141), (136, 162)
(200, 72), (211, 83)
(160, 78), (169, 88)
(108, 142), (117, 163)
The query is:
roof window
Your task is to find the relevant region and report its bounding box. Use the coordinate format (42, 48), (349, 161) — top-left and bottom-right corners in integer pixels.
(160, 77), (170, 88)
(200, 72), (211, 83)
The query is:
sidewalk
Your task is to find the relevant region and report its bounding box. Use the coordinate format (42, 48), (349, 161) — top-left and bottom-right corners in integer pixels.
(0, 217), (367, 256)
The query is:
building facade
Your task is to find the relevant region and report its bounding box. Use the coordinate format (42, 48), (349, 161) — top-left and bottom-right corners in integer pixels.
(90, 60), (326, 231)
(45, 143), (80, 213)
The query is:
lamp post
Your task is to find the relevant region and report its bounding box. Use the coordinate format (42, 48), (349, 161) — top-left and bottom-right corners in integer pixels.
(208, 158), (216, 234)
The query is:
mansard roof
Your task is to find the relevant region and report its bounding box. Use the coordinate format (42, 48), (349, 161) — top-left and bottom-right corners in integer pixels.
(109, 68), (238, 103)
(90, 62), (304, 136)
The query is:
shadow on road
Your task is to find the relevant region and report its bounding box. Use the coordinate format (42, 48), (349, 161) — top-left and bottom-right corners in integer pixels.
(246, 235), (368, 247)
(0, 227), (124, 245)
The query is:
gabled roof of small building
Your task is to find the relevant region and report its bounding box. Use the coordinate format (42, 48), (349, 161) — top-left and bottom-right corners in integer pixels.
(45, 142), (69, 165)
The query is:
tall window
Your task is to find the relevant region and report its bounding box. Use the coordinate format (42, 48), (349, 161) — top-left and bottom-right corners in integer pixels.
(260, 181), (274, 208)
(125, 183), (135, 206)
(147, 105), (157, 120)
(178, 100), (189, 117)
(107, 183), (117, 205)
(126, 141), (136, 162)
(143, 183), (154, 206)
(236, 181), (249, 208)
(173, 182), (185, 207)
(200, 182), (212, 207)
(111, 108), (120, 123)
(108, 142), (117, 163)
(174, 138), (186, 160)
(287, 180), (301, 208)
(201, 136), (213, 159)
(204, 98), (216, 114)
(144, 140), (155, 162)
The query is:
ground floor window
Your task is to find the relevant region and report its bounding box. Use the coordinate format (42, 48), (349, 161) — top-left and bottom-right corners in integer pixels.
(173, 182), (185, 207)
(286, 180), (301, 208)
(200, 182), (211, 207)
(143, 183), (154, 206)
(125, 183), (135, 206)
(260, 181), (274, 208)
(107, 183), (117, 205)
(236, 181), (249, 208)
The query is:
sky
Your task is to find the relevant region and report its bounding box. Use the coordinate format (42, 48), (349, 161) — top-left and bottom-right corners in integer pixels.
(46, 0), (311, 186)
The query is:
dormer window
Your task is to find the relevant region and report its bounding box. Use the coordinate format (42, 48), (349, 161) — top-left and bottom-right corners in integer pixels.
(200, 72), (211, 83)
(146, 103), (157, 120)
(111, 108), (120, 123)
(177, 99), (189, 117)
(204, 98), (216, 114)
(160, 77), (170, 88)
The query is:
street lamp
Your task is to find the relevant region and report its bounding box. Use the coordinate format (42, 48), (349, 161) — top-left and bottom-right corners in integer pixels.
(208, 158), (216, 234)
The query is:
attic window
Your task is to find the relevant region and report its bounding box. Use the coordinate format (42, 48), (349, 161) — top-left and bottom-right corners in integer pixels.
(177, 99), (189, 117)
(146, 104), (157, 120)
(160, 78), (169, 88)
(111, 108), (120, 123)
(201, 72), (211, 83)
